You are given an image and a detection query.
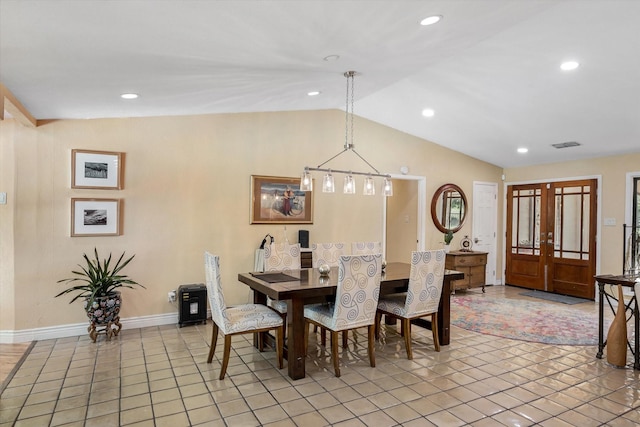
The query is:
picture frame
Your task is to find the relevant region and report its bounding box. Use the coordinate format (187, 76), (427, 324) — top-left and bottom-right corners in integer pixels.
(71, 198), (122, 236)
(72, 149), (124, 189)
(250, 175), (313, 224)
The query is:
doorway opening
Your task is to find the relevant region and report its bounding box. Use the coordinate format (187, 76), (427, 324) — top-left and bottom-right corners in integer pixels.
(382, 174), (426, 263)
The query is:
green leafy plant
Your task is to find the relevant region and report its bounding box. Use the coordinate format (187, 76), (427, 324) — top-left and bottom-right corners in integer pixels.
(56, 248), (145, 310)
(444, 230), (454, 245)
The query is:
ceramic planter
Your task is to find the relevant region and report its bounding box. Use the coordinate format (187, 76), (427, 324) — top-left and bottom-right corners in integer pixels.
(84, 291), (122, 342)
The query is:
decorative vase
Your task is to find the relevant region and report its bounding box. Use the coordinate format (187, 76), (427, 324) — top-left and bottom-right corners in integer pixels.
(606, 284), (627, 367)
(318, 264), (330, 276)
(84, 291), (122, 343)
(444, 245), (451, 253)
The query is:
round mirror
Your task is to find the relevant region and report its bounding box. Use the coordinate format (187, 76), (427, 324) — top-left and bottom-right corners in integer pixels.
(431, 183), (467, 233)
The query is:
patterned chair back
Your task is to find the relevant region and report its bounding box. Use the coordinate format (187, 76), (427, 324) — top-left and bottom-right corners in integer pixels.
(204, 252), (229, 331)
(264, 243), (301, 272)
(404, 250), (446, 317)
(351, 242), (383, 256)
(311, 242), (347, 267)
(331, 254), (382, 330)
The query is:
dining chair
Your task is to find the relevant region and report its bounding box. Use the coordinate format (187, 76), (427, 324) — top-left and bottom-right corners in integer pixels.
(311, 242), (347, 267)
(264, 242), (301, 337)
(375, 250), (445, 359)
(304, 254), (382, 377)
(204, 252), (284, 379)
(310, 242), (348, 344)
(352, 241), (383, 255)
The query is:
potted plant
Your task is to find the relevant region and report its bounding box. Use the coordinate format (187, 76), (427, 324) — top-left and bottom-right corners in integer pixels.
(444, 230), (454, 253)
(56, 248), (144, 342)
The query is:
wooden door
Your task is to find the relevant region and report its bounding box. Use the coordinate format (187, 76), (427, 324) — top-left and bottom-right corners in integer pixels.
(506, 179), (597, 299)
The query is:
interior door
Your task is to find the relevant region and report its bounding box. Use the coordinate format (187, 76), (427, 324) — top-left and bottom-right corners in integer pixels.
(506, 179), (597, 299)
(473, 182), (498, 285)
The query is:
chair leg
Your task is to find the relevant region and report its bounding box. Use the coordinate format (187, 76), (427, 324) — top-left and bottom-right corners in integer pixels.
(342, 330), (348, 348)
(374, 312), (382, 340)
(431, 313), (440, 352)
(207, 323), (219, 363)
(281, 313), (287, 344)
(304, 320), (309, 356)
(367, 324), (376, 367)
(331, 331), (340, 377)
(321, 327), (327, 346)
(403, 318), (413, 360)
(276, 325), (284, 369)
(219, 335), (232, 380)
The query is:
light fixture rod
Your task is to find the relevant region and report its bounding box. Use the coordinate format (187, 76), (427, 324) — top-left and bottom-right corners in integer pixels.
(305, 166), (390, 179)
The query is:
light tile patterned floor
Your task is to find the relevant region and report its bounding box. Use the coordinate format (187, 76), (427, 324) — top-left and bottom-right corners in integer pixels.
(1, 286), (639, 426)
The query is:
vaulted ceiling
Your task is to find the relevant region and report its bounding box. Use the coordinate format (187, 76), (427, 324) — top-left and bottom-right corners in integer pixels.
(1, 0), (639, 168)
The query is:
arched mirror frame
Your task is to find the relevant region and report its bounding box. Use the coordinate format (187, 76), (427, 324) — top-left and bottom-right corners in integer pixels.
(430, 183), (468, 233)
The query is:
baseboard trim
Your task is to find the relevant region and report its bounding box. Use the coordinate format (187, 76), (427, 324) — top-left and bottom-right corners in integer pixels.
(0, 312), (182, 344)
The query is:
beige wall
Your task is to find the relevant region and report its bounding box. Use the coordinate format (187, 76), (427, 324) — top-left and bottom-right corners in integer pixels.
(504, 153), (640, 276)
(0, 110), (502, 336)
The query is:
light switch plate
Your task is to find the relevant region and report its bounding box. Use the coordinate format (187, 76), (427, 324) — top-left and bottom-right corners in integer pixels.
(0, 192), (6, 204)
(604, 217), (616, 226)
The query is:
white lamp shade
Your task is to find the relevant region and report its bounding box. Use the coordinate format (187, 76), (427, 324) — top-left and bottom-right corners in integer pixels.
(363, 175), (375, 195)
(343, 174), (355, 194)
(322, 173), (335, 193)
(383, 177), (393, 196)
(300, 171), (313, 191)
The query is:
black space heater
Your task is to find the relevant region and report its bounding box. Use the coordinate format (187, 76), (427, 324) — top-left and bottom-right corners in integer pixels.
(178, 283), (207, 327)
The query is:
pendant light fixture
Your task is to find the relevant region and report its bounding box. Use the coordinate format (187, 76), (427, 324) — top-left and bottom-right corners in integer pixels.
(300, 71), (393, 196)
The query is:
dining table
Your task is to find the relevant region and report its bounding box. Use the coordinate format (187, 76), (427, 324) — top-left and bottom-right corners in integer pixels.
(238, 262), (464, 380)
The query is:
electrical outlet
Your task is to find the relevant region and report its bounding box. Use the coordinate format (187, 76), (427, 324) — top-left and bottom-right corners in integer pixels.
(168, 290), (176, 302)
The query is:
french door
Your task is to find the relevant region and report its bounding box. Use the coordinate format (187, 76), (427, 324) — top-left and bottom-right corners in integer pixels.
(506, 179), (597, 299)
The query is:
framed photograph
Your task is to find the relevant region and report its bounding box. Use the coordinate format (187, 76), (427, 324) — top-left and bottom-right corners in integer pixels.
(72, 149), (124, 189)
(71, 198), (122, 236)
(251, 175), (313, 224)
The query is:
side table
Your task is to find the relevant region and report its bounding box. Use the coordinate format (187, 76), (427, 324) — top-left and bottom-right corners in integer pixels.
(595, 274), (640, 369)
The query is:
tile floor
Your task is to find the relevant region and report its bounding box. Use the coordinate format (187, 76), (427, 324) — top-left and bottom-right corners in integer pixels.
(1, 286), (639, 427)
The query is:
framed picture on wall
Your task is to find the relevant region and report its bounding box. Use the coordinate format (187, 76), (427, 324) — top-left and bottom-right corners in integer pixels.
(72, 149), (124, 189)
(250, 175), (313, 224)
(71, 198), (122, 236)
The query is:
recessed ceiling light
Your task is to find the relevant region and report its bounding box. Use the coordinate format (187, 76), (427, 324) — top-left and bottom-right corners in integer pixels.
(421, 108), (435, 117)
(323, 55), (340, 62)
(420, 15), (442, 26)
(121, 93), (138, 99)
(560, 61), (579, 71)
(517, 147), (529, 154)
(307, 91), (321, 96)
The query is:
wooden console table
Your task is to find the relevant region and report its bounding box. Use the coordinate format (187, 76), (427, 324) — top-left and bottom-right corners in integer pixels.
(595, 274), (640, 370)
(446, 250), (487, 292)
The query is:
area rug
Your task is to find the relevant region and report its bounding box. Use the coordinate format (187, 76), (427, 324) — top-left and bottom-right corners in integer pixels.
(519, 290), (589, 305)
(450, 295), (607, 345)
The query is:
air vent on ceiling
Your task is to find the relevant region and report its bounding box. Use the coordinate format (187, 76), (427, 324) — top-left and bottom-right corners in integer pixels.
(552, 141), (581, 149)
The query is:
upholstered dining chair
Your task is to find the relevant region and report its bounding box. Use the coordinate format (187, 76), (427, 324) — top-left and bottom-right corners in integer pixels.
(204, 252), (284, 379)
(375, 250), (445, 359)
(310, 242), (348, 344)
(311, 242), (347, 268)
(264, 242), (301, 337)
(352, 241), (383, 255)
(304, 254), (382, 377)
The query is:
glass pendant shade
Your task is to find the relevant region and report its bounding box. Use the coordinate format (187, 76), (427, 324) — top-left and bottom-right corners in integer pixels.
(383, 177), (393, 196)
(363, 175), (375, 196)
(343, 174), (355, 194)
(322, 172), (335, 193)
(300, 170), (313, 191)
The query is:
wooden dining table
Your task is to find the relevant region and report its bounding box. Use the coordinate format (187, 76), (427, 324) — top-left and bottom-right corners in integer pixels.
(238, 262), (464, 380)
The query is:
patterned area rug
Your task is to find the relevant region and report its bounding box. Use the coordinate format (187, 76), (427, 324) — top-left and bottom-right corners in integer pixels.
(451, 295), (609, 345)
